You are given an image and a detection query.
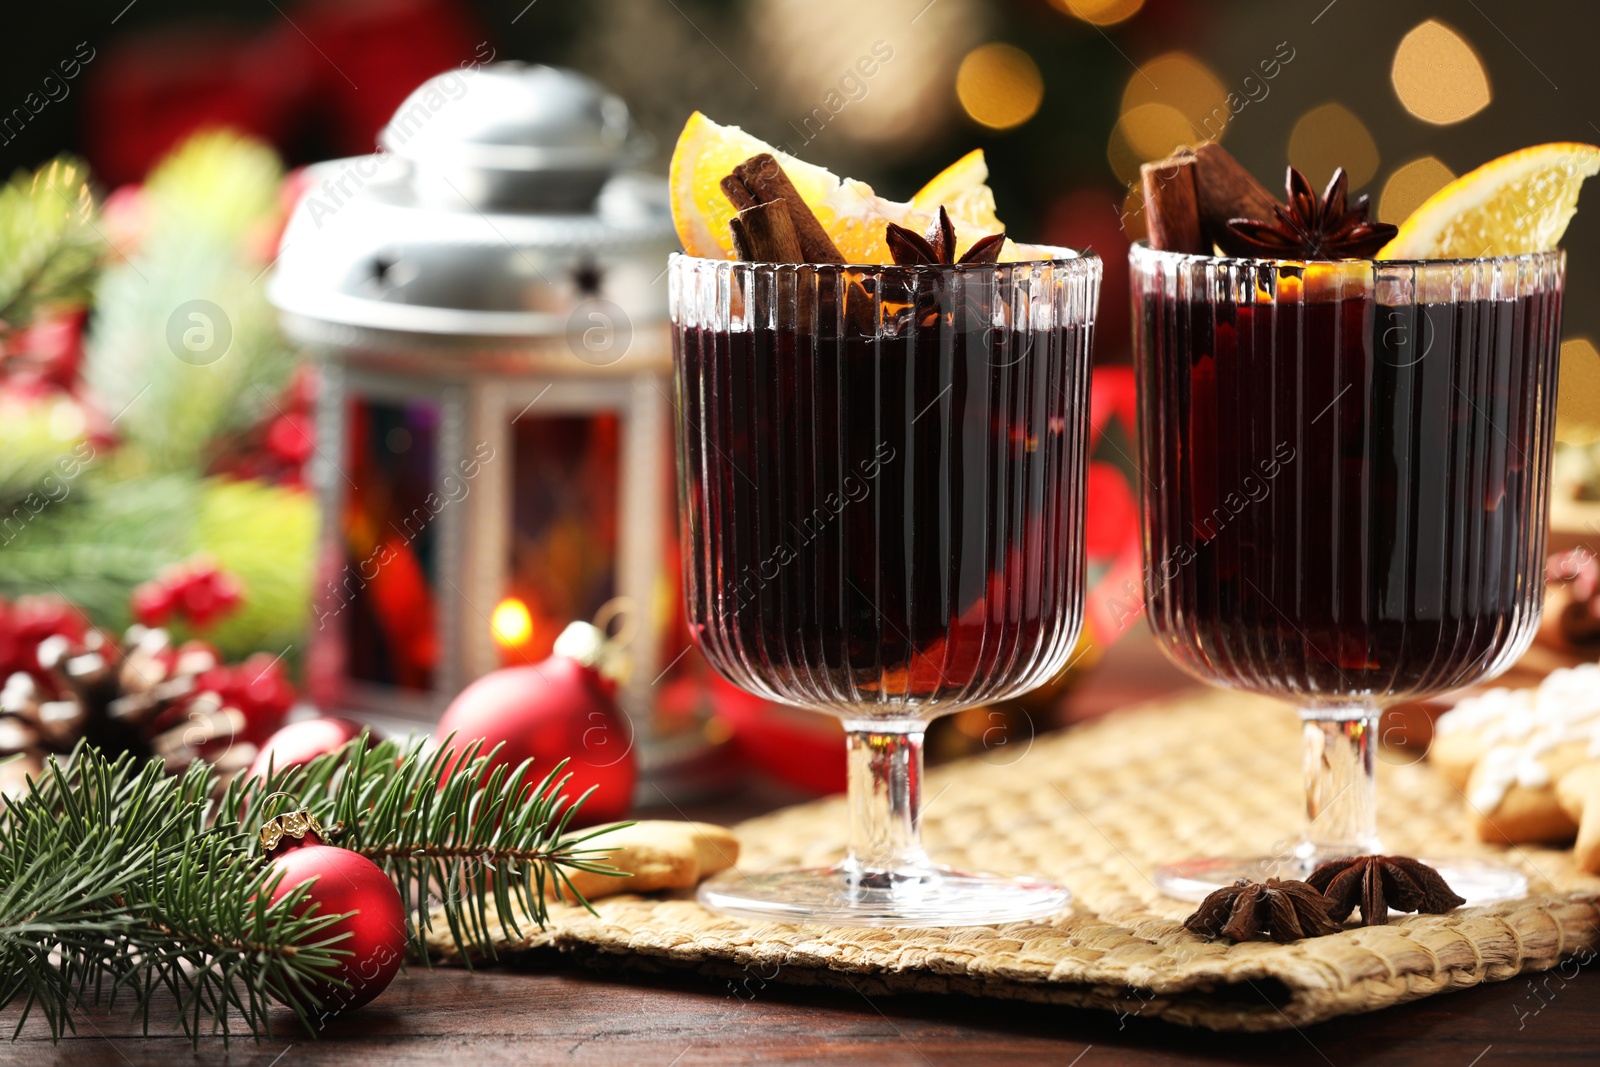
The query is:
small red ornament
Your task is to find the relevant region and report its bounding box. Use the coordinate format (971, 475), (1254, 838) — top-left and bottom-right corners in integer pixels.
(259, 802), (406, 1015)
(436, 622), (636, 827)
(248, 716), (371, 782)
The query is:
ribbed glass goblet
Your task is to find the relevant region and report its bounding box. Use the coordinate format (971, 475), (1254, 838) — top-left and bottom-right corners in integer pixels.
(1131, 244), (1565, 902)
(671, 249), (1101, 926)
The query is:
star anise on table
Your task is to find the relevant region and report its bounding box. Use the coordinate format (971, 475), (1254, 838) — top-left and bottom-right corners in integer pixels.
(1307, 855), (1466, 927)
(885, 206), (1007, 266)
(1224, 166), (1398, 260)
(1183, 878), (1342, 943)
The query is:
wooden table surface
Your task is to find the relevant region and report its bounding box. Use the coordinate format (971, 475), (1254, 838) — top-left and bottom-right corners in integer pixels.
(12, 957), (1599, 1067)
(12, 633), (1599, 1066)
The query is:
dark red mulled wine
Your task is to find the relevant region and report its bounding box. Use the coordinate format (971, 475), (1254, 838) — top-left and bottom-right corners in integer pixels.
(673, 264), (1095, 716)
(1134, 259), (1565, 704)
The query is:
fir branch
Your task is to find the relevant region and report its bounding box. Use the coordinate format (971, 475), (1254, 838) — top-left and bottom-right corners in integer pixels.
(0, 750), (348, 1045)
(84, 131), (296, 475)
(1, 735), (625, 1044)
(0, 158), (100, 331)
(228, 734), (627, 963)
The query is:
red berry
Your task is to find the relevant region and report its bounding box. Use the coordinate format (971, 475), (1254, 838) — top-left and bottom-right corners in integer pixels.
(131, 581), (176, 626)
(266, 413), (315, 464)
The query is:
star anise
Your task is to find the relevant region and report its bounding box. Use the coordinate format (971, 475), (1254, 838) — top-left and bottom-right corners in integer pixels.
(1225, 166), (1397, 260)
(1307, 855), (1466, 926)
(1183, 878), (1342, 943)
(885, 206), (1006, 266)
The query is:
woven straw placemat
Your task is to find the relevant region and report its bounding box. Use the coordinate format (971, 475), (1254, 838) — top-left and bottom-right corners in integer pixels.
(430, 690), (1600, 1031)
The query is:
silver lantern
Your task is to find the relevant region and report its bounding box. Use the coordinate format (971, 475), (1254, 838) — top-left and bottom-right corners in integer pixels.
(269, 63), (724, 796)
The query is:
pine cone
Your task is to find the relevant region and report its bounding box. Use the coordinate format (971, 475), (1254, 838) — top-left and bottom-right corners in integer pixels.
(0, 596), (292, 796)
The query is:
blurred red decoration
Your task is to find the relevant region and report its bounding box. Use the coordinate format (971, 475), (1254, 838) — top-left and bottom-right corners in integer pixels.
(435, 628), (637, 827)
(1, 310), (88, 397)
(131, 555), (245, 630)
(283, 0), (486, 154)
(711, 674), (846, 795)
(1045, 189), (1133, 361)
(0, 595), (87, 686)
(84, 0), (484, 184)
(194, 652), (299, 747)
(208, 364), (319, 488)
(1081, 365), (1145, 647)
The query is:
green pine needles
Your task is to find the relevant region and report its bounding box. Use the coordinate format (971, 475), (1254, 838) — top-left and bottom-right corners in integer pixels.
(0, 735), (623, 1045)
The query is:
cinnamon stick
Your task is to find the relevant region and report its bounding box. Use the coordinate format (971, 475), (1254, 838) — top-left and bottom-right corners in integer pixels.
(728, 216), (754, 261)
(1191, 142), (1280, 256)
(731, 199), (804, 263)
(1141, 156), (1205, 254)
(720, 174), (758, 212)
(726, 153), (844, 264)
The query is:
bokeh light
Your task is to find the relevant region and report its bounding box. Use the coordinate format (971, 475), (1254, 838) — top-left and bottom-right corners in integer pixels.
(1121, 53), (1228, 133)
(1557, 339), (1600, 445)
(956, 44), (1045, 130)
(1378, 157), (1457, 224)
(1288, 103), (1379, 190)
(1392, 19), (1491, 125)
(1050, 0), (1145, 27)
(491, 596), (534, 649)
(748, 0), (986, 157)
(1106, 103), (1194, 184)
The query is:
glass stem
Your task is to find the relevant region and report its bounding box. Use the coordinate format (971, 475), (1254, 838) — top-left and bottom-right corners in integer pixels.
(1297, 706), (1383, 863)
(842, 721), (929, 878)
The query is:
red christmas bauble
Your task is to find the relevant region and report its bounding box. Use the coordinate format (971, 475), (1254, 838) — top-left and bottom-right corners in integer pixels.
(262, 813), (406, 1014)
(436, 623), (636, 826)
(248, 716), (370, 782)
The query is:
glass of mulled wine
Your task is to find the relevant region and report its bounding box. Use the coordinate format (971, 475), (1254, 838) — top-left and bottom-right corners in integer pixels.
(670, 250), (1101, 926)
(1131, 244), (1565, 902)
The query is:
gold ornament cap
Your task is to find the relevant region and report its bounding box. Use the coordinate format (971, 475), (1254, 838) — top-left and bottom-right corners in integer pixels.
(258, 796), (331, 854)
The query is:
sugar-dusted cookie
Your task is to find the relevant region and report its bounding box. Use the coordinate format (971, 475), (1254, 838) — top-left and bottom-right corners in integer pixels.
(1556, 762), (1600, 874)
(1433, 663), (1600, 844)
(1432, 686), (1530, 790)
(553, 819), (740, 902)
(1466, 738), (1587, 844)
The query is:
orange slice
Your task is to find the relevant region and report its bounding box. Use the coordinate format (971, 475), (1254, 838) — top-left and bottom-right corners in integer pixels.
(668, 112), (1010, 264)
(912, 148), (1005, 256)
(669, 112), (838, 259)
(1379, 142), (1600, 259)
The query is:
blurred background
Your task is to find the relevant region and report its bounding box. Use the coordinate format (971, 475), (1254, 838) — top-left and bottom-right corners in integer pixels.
(6, 1), (1600, 350)
(1, 0), (1597, 804)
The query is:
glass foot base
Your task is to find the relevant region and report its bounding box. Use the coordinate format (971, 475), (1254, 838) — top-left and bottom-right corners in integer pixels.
(696, 864), (1071, 928)
(1154, 855), (1529, 905)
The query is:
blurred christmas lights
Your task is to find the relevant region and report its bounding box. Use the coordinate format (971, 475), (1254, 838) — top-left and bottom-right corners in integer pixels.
(1378, 156), (1456, 225)
(1392, 19), (1491, 125)
(1288, 102), (1379, 190)
(956, 43), (1044, 130)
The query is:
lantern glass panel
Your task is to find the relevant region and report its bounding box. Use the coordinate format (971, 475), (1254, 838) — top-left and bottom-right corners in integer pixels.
(506, 412), (622, 661)
(343, 396), (442, 691)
